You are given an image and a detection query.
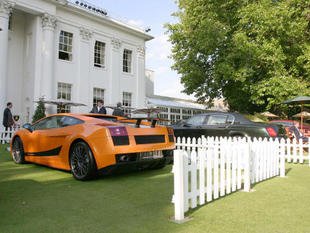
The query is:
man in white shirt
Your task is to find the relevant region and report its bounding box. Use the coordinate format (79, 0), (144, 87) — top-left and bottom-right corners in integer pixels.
(90, 99), (107, 114)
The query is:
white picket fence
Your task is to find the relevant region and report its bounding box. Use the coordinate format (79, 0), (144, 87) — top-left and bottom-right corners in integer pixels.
(172, 136), (309, 222)
(284, 138), (310, 164)
(0, 127), (18, 144)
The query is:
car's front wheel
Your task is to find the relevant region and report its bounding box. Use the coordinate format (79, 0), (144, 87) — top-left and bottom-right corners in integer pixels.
(70, 141), (97, 181)
(12, 137), (25, 164)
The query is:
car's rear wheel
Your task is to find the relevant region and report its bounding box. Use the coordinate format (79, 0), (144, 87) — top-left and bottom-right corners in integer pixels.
(163, 150), (174, 164)
(12, 137), (25, 164)
(70, 141), (97, 181)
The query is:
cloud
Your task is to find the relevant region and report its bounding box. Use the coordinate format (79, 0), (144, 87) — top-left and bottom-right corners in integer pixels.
(157, 84), (195, 100)
(146, 34), (196, 100)
(127, 19), (145, 28)
(154, 66), (170, 75)
(146, 34), (172, 63)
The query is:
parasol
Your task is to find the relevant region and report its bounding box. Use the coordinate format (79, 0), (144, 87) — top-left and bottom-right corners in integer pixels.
(260, 111), (279, 118)
(36, 99), (87, 113)
(105, 105), (135, 110)
(132, 107), (164, 118)
(282, 96), (310, 130)
(292, 111), (310, 118)
(132, 107), (163, 114)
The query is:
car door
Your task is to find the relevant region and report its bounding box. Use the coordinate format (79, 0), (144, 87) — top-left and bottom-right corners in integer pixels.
(176, 115), (207, 139)
(201, 114), (233, 137)
(25, 116), (74, 166)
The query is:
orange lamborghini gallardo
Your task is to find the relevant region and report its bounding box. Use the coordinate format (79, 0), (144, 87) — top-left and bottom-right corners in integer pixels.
(10, 113), (175, 180)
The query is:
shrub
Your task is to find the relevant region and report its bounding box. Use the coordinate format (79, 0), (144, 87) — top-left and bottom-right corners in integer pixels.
(32, 99), (46, 123)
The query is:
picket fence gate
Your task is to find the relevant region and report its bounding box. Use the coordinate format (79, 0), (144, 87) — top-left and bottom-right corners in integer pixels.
(172, 136), (310, 222)
(0, 127), (19, 144)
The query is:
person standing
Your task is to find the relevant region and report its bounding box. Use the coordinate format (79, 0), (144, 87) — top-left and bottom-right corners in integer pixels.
(112, 102), (125, 117)
(90, 99), (107, 114)
(3, 102), (14, 130)
(2, 102), (15, 145)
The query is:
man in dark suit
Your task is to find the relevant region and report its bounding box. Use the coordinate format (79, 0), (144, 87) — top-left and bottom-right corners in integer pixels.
(90, 99), (107, 114)
(112, 102), (124, 116)
(3, 102), (14, 130)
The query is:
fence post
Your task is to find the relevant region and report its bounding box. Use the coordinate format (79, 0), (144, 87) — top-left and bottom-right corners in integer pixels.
(198, 137), (206, 205)
(292, 138), (297, 163)
(308, 141), (310, 167)
(243, 138), (251, 192)
(298, 138), (302, 163)
(279, 138), (286, 177)
(173, 149), (185, 222)
(206, 137), (213, 202)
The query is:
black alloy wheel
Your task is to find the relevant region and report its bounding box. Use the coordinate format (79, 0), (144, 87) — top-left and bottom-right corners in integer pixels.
(12, 137), (25, 164)
(70, 141), (97, 180)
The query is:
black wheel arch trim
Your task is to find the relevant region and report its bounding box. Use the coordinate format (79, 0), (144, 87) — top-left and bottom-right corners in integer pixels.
(228, 131), (246, 137)
(69, 139), (98, 169)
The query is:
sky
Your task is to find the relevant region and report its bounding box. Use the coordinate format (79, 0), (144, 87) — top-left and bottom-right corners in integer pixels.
(85, 0), (195, 100)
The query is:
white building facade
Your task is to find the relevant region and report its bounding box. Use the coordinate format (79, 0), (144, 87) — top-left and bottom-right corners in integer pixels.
(0, 0), (152, 124)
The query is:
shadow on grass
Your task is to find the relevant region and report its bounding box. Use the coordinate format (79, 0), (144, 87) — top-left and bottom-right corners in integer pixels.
(0, 149), (176, 233)
(186, 166), (295, 218)
(285, 167), (292, 175)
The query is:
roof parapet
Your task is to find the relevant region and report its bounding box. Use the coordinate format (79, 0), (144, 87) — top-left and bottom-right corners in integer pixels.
(72, 0), (108, 17)
(67, 0), (153, 38)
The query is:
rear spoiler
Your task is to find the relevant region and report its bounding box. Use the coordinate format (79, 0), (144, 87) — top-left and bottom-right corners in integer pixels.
(119, 117), (169, 128)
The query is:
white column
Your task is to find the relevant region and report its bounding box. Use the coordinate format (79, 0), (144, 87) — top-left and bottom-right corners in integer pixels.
(78, 27), (92, 112)
(41, 13), (56, 114)
(110, 38), (121, 105)
(136, 46), (146, 108)
(0, 1), (14, 124)
(41, 13), (56, 98)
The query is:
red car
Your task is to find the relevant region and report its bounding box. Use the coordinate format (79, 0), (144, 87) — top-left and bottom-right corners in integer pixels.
(270, 120), (310, 137)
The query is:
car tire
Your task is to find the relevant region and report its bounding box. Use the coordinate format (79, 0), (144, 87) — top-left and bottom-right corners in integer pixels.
(12, 137), (25, 164)
(163, 150), (174, 164)
(70, 141), (97, 181)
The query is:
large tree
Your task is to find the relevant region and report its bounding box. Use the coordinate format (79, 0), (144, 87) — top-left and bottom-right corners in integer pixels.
(167, 0), (310, 113)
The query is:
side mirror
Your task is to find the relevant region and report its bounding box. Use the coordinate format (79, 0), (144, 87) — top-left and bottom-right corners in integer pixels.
(23, 123), (34, 133)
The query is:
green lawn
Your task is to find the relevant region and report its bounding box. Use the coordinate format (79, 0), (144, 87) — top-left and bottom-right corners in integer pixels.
(0, 144), (310, 233)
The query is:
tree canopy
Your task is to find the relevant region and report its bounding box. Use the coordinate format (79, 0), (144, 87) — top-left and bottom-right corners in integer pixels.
(166, 0), (310, 113)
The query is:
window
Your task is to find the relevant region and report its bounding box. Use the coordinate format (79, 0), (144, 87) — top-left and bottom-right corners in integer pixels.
(182, 109), (192, 120)
(158, 113), (169, 125)
(33, 116), (83, 130)
(93, 88), (105, 107)
(122, 92), (132, 114)
(182, 109), (192, 115)
(158, 107), (168, 113)
(94, 41), (105, 68)
(171, 108), (181, 114)
(170, 114), (181, 124)
(33, 116), (58, 130)
(227, 115), (235, 124)
(8, 13), (12, 30)
(57, 82), (72, 113)
(159, 113), (168, 120)
(123, 49), (132, 73)
(186, 115), (206, 126)
(193, 110), (204, 115)
(182, 115), (191, 120)
(207, 115), (228, 125)
(58, 30), (73, 61)
(59, 116), (83, 127)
